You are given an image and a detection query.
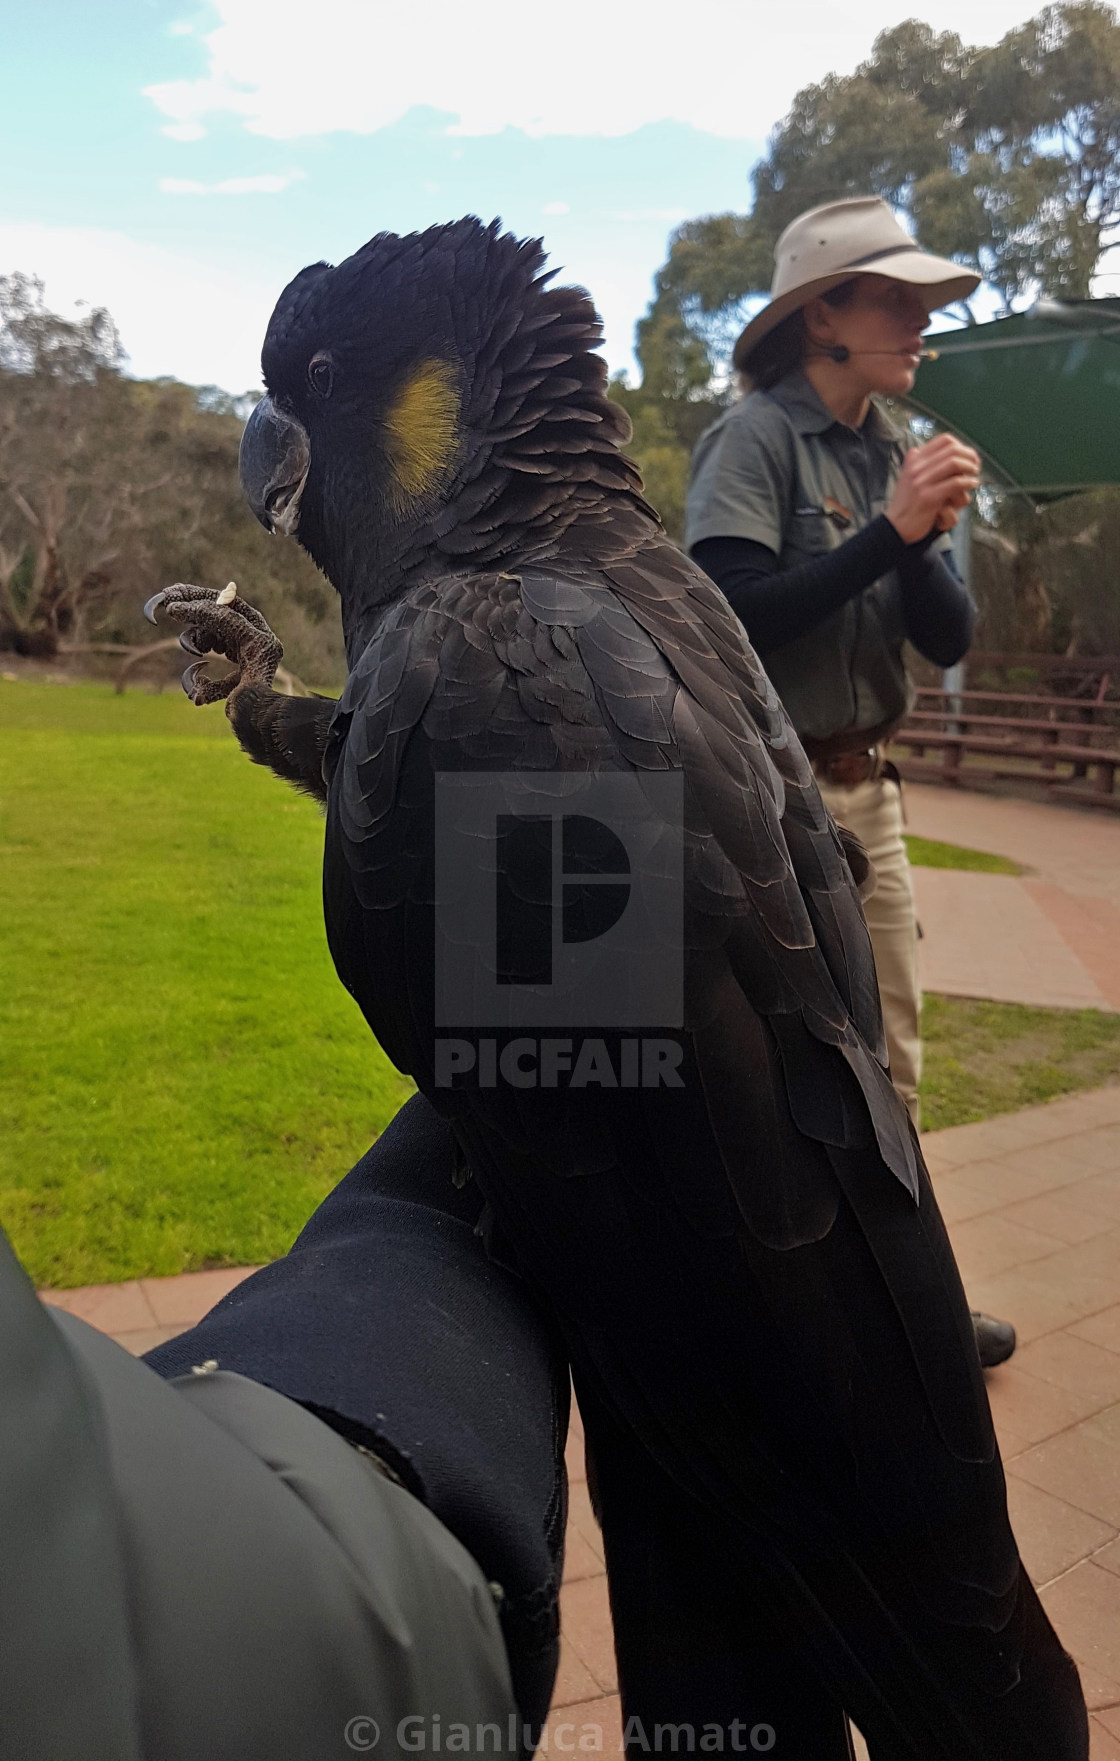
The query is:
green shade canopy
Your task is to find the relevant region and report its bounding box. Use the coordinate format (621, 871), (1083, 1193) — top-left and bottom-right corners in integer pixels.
(907, 298), (1120, 498)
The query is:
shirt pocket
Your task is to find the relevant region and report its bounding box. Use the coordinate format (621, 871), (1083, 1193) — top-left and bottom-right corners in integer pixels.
(784, 508), (845, 561)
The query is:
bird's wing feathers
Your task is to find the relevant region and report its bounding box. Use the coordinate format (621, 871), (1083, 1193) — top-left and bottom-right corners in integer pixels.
(323, 550), (1016, 1674)
(328, 551), (915, 1203)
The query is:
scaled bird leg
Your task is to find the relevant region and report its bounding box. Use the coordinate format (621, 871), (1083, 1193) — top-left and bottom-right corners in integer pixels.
(143, 583), (335, 801)
(144, 582), (283, 705)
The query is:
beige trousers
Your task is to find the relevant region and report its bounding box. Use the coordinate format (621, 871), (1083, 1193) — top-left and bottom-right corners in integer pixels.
(815, 773), (922, 1127)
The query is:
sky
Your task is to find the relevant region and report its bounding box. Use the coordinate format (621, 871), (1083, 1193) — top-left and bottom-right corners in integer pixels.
(1, 0), (1075, 394)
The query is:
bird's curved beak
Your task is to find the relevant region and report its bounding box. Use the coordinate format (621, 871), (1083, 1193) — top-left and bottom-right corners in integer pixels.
(239, 395), (311, 537)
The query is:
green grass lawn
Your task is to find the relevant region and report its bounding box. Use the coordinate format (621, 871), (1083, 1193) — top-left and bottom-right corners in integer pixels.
(903, 834), (1024, 875)
(922, 995), (1120, 1130)
(0, 680), (410, 1287)
(2, 681), (1117, 1286)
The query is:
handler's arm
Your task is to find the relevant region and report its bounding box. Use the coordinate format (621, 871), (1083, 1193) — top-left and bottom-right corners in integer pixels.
(692, 521), (905, 654)
(692, 528), (974, 665)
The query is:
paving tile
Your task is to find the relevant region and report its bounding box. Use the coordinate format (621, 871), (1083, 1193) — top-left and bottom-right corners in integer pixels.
(947, 1211), (1064, 1281)
(567, 1481), (605, 1567)
(959, 1245), (1120, 1346)
(560, 1575), (618, 1694)
(928, 1168), (1009, 1224)
(1069, 1172), (1120, 1223)
(1091, 1713), (1120, 1758)
(563, 1525), (607, 1585)
(1004, 1472), (1116, 1586)
(851, 1729), (871, 1761)
(1081, 1663), (1120, 1712)
(1082, 1404), (1120, 1450)
(1068, 1128), (1120, 1174)
(1073, 1306), (1120, 1356)
(1012, 1333), (1120, 1409)
(552, 1638), (602, 1709)
(951, 1118), (1080, 1167)
(139, 1266), (259, 1326)
(1069, 1090), (1120, 1130)
(918, 1143), (959, 1177)
(913, 867), (1107, 1009)
(1026, 883), (1120, 1012)
(919, 1125), (988, 1170)
(905, 783), (1120, 898)
(987, 1364), (1111, 1456)
(1041, 1561), (1120, 1684)
(1093, 1537), (1120, 1580)
(1098, 1706), (1120, 1738)
(944, 1153), (1087, 1210)
(542, 1695), (623, 1754)
(994, 1139), (1113, 1191)
(566, 1428), (587, 1486)
(999, 1190), (1119, 1246)
(39, 1280), (156, 1333)
(992, 1103), (1110, 1149)
(1010, 1415), (1120, 1527)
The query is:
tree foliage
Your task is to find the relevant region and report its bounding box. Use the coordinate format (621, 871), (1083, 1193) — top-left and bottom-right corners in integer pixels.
(0, 276), (344, 682)
(615, 0), (1120, 642)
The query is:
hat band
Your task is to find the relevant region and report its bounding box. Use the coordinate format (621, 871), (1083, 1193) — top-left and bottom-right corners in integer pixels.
(836, 243), (924, 270)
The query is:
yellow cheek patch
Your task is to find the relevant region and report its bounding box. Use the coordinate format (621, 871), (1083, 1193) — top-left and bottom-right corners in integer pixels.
(384, 358), (460, 512)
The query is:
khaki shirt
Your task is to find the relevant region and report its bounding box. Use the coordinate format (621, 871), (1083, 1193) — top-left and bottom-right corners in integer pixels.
(686, 370), (932, 744)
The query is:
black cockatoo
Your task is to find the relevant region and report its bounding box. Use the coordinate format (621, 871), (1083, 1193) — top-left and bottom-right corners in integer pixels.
(146, 221), (1086, 1759)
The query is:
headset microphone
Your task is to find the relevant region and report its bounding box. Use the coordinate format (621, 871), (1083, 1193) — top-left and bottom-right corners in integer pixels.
(822, 345), (939, 363)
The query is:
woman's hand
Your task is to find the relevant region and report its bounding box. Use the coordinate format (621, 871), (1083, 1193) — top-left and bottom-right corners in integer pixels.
(885, 434), (981, 544)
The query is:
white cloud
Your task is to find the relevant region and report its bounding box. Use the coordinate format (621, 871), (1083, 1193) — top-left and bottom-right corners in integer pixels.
(0, 223), (276, 391)
(542, 202), (570, 216)
(159, 172), (301, 195)
(144, 0), (1048, 141)
(163, 121), (207, 142)
(0, 221), (653, 395)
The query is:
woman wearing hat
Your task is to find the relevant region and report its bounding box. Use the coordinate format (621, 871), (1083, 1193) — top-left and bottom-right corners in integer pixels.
(686, 195), (1016, 1368)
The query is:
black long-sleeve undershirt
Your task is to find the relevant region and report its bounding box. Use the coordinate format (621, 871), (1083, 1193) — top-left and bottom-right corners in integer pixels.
(691, 516), (975, 668)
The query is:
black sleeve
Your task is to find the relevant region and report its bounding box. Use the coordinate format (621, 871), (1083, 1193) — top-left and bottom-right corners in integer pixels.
(897, 545), (975, 668)
(690, 518), (907, 655)
(690, 522), (974, 664)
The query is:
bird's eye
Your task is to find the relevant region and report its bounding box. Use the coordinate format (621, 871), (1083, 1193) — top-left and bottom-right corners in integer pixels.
(308, 354), (333, 397)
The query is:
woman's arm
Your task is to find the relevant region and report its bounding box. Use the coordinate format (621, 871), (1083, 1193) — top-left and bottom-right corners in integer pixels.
(691, 519), (906, 653)
(897, 546), (974, 667)
(691, 524), (973, 665)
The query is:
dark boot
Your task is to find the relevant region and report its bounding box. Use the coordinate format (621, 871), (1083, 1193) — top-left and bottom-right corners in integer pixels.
(972, 1310), (1017, 1368)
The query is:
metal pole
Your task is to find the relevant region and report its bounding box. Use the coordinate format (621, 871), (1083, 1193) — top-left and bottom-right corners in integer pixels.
(943, 505), (970, 728)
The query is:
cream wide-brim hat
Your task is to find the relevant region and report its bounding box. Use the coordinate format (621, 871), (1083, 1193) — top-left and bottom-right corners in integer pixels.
(732, 195), (981, 372)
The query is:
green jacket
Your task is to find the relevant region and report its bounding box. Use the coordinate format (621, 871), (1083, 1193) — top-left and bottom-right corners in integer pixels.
(686, 371), (921, 743)
(0, 1225), (515, 1760)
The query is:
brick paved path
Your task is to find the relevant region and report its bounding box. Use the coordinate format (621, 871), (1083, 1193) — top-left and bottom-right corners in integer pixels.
(906, 783), (1120, 1011)
(41, 1086), (1120, 1755)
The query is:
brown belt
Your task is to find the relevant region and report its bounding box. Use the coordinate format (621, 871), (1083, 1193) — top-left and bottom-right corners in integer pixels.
(813, 746), (883, 787)
(802, 719), (903, 789)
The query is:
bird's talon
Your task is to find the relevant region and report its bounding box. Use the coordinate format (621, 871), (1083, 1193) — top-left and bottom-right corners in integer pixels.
(179, 629), (206, 657)
(143, 590), (167, 625)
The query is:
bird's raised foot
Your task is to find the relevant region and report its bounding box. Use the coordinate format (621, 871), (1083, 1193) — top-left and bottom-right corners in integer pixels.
(143, 582), (283, 706)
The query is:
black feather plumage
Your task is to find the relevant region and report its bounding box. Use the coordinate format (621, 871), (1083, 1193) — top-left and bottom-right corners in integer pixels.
(229, 220), (1086, 1758)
